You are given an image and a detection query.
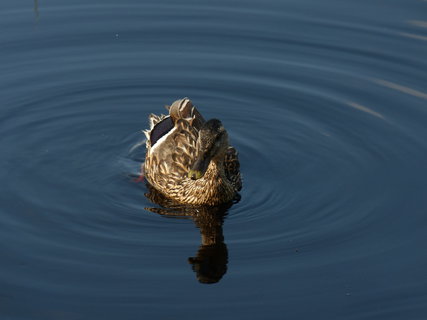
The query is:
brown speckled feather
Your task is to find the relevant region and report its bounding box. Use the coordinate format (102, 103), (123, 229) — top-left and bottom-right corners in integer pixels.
(143, 98), (241, 205)
(224, 146), (242, 191)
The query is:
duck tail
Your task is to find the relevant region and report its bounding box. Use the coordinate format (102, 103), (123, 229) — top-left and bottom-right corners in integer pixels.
(169, 98), (205, 129)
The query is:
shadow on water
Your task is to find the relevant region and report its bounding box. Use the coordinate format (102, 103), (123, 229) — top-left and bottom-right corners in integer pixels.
(144, 184), (238, 284)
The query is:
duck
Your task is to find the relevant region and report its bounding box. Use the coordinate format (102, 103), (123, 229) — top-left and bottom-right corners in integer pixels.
(143, 98), (241, 206)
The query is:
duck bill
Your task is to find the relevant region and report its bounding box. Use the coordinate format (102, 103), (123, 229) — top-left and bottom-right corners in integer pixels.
(188, 156), (210, 180)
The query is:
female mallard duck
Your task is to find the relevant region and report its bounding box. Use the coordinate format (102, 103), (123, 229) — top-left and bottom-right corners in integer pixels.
(143, 98), (241, 206)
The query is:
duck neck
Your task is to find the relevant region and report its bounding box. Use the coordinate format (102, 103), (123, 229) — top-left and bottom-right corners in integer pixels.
(204, 157), (226, 181)
(185, 153), (235, 205)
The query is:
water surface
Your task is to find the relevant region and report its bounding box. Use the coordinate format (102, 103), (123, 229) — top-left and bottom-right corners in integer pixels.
(1, 0), (427, 319)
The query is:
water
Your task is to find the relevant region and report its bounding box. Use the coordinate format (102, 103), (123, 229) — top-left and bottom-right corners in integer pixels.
(1, 0), (427, 318)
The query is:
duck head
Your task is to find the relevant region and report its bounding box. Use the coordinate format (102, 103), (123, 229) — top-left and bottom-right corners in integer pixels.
(188, 119), (229, 180)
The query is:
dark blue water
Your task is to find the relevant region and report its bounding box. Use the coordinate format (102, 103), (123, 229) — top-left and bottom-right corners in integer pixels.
(1, 0), (427, 319)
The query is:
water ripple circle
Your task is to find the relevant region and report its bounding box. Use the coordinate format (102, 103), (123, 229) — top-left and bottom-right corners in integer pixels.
(1, 1), (426, 296)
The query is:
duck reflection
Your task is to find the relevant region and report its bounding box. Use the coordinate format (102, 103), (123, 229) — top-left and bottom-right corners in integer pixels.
(145, 185), (238, 284)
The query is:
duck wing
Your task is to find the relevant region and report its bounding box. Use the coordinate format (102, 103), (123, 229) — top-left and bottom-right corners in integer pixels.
(224, 146), (242, 191)
(144, 98), (205, 185)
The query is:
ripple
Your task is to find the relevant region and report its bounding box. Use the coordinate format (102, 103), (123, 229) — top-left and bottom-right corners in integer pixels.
(1, 0), (427, 317)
